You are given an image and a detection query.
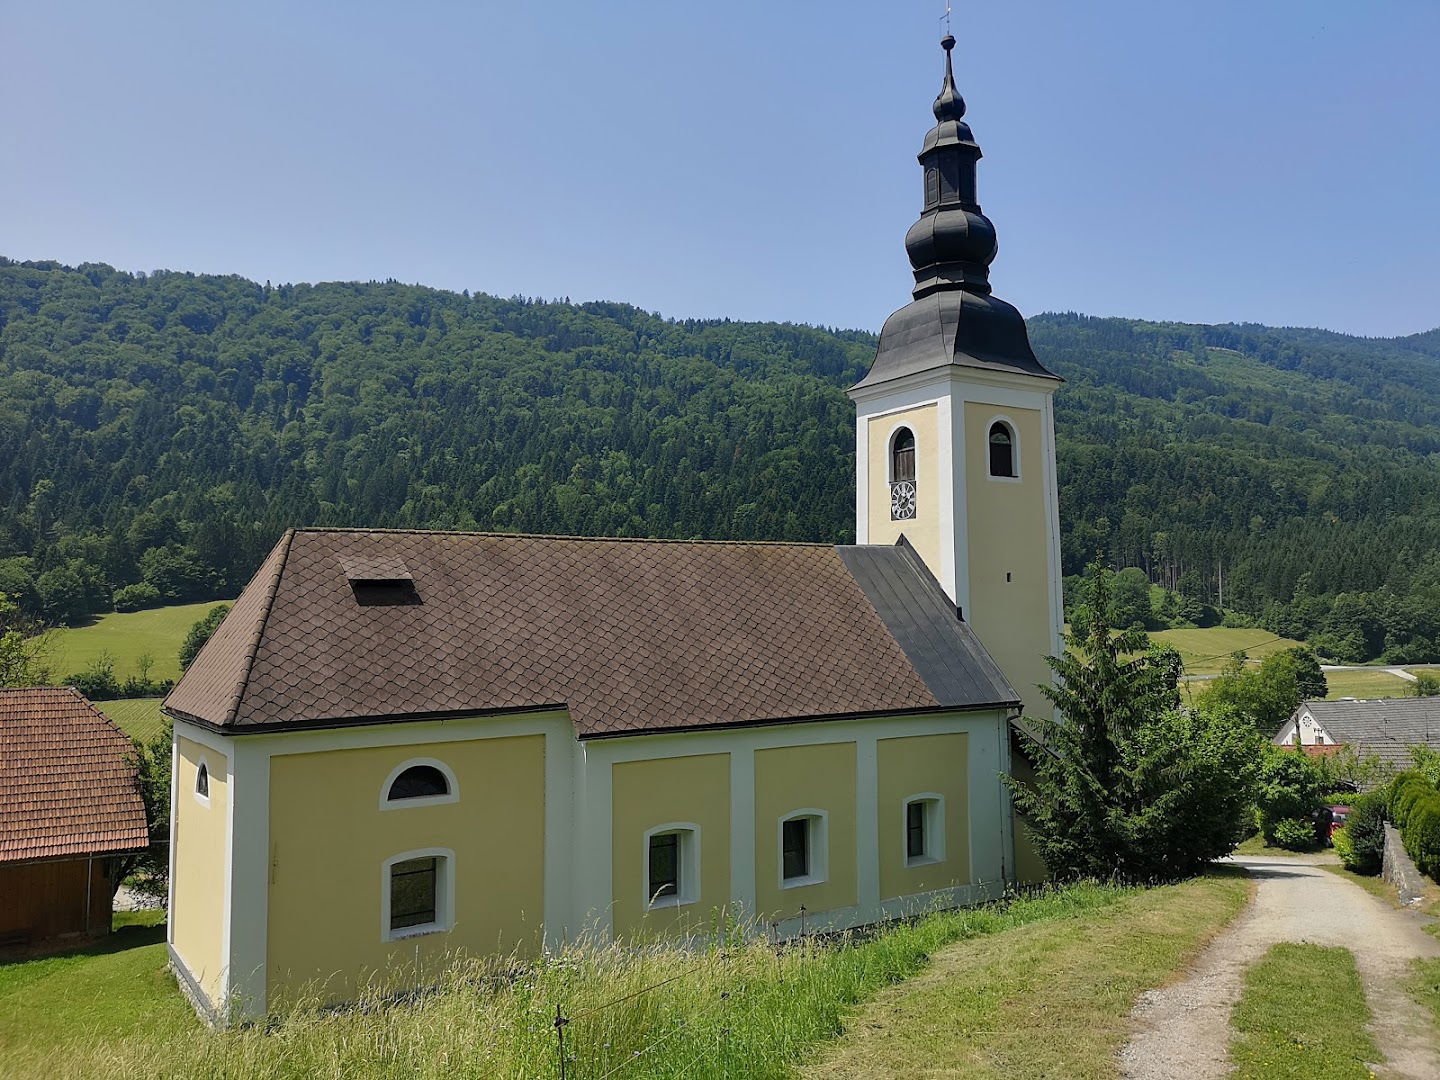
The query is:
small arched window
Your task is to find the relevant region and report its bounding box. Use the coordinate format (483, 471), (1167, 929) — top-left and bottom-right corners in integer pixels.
(988, 422), (1016, 478)
(891, 428), (916, 482)
(388, 765), (449, 801)
(195, 761), (209, 800)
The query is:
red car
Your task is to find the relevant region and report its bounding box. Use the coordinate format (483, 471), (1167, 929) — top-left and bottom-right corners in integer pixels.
(1327, 805), (1353, 841)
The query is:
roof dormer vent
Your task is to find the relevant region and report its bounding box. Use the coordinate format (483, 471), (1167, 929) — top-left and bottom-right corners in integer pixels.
(340, 556), (420, 606)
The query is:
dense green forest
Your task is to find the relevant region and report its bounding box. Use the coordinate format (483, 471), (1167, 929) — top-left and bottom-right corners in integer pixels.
(3, 257), (1440, 662)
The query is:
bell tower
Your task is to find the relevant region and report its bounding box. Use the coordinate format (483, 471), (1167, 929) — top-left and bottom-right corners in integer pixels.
(850, 33), (1063, 717)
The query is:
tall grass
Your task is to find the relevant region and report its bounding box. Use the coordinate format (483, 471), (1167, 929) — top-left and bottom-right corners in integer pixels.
(26, 883), (1135, 1080)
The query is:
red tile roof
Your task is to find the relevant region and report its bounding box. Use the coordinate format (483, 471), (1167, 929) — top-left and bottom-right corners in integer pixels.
(0, 687), (150, 863)
(167, 529), (1017, 737)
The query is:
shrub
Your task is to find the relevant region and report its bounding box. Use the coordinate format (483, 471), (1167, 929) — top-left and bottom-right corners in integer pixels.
(67, 653), (122, 700)
(1412, 672), (1440, 698)
(113, 582), (162, 612)
(179, 603), (231, 671)
(1007, 561), (1261, 882)
(1333, 826), (1357, 868)
(1271, 817), (1320, 851)
(1255, 748), (1324, 844)
(1388, 772), (1440, 878)
(1335, 793), (1385, 875)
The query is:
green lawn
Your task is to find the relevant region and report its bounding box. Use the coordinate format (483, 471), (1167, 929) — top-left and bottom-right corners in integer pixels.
(1230, 943), (1379, 1079)
(808, 872), (1251, 1079)
(1234, 833), (1318, 858)
(1324, 669), (1414, 701)
(0, 911), (196, 1070)
(0, 882), (1224, 1080)
(1410, 958), (1440, 1030)
(96, 697), (168, 742)
(48, 599), (232, 683)
(1149, 627), (1308, 676)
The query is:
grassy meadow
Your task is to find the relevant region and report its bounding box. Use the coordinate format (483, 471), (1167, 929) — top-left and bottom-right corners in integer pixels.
(1149, 627), (1307, 676)
(0, 879), (1255, 1080)
(807, 871), (1250, 1079)
(1322, 668), (1414, 701)
(48, 599), (232, 683)
(96, 697), (169, 742)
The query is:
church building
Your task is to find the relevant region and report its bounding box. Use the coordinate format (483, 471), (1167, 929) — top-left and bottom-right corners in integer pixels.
(163, 34), (1061, 1024)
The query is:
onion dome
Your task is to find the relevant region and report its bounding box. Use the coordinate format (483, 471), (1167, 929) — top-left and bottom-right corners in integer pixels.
(854, 35), (1057, 391)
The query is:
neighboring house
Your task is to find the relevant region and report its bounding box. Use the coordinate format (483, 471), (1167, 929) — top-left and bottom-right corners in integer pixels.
(1274, 698), (1440, 773)
(163, 33), (1065, 1024)
(0, 687), (149, 957)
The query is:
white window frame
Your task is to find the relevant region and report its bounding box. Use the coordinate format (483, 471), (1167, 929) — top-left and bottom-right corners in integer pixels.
(379, 757), (460, 811)
(778, 809), (829, 889)
(903, 793), (946, 867)
(642, 823), (700, 910)
(984, 415), (1022, 482)
(887, 424), (917, 483)
(381, 847), (455, 942)
(193, 755), (211, 808)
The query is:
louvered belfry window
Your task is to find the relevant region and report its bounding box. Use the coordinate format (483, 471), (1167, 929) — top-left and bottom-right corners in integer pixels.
(892, 429), (915, 482)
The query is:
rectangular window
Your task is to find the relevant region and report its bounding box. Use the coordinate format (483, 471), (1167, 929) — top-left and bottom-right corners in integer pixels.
(389, 856), (438, 931)
(906, 801), (927, 859)
(782, 817), (810, 881)
(648, 832), (679, 901)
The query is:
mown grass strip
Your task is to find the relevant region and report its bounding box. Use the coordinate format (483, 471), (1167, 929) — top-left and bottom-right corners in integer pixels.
(1410, 957), (1440, 1030)
(804, 870), (1251, 1080)
(1, 882), (1142, 1079)
(1231, 943), (1380, 1080)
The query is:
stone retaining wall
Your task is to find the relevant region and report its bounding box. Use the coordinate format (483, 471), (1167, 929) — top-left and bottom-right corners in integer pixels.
(1382, 822), (1429, 905)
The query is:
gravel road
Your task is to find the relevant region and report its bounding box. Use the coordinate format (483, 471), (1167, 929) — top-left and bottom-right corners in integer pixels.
(1119, 854), (1440, 1080)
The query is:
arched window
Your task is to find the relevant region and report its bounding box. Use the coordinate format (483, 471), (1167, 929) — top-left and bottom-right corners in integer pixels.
(381, 848), (455, 941)
(778, 809), (829, 888)
(195, 761), (210, 801)
(891, 427), (916, 482)
(381, 759), (459, 809)
(988, 422), (1016, 478)
(903, 794), (945, 866)
(644, 823), (700, 909)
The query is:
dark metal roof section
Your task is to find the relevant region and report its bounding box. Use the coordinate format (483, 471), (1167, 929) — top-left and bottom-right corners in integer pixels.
(837, 538), (1020, 710)
(853, 34), (1058, 391)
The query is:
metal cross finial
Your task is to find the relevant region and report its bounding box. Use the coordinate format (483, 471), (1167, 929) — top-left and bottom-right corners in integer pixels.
(941, 0), (952, 37)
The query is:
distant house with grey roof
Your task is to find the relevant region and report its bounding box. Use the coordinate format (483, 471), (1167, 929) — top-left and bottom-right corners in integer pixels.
(1274, 698), (1440, 774)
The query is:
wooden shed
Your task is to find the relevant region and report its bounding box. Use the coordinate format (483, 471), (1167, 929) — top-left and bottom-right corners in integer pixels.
(0, 687), (149, 956)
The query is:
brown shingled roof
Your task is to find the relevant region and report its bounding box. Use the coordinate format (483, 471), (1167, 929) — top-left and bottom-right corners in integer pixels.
(0, 687), (150, 863)
(167, 529), (1018, 737)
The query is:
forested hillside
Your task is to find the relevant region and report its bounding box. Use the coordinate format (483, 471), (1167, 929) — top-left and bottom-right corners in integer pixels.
(3, 257), (1440, 662)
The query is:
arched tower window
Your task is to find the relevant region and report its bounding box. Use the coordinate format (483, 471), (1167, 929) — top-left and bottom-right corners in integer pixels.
(889, 427), (917, 521)
(891, 428), (916, 482)
(988, 422), (1016, 478)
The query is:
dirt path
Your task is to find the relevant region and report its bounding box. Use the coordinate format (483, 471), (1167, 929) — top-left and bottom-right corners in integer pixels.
(1119, 854), (1440, 1079)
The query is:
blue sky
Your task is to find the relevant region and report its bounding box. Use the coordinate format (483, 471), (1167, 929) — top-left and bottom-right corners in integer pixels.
(3, 1), (1436, 337)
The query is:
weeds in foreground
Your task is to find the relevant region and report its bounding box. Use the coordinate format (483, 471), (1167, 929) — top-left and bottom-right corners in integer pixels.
(8, 882), (1136, 1080)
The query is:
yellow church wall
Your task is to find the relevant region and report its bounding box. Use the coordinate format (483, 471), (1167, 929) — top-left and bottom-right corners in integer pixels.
(610, 754), (731, 938)
(171, 735), (228, 1006)
(753, 742), (857, 919)
(876, 733), (970, 901)
(866, 403), (942, 573)
(1007, 743), (1049, 884)
(265, 733), (545, 1005)
(963, 401), (1054, 717)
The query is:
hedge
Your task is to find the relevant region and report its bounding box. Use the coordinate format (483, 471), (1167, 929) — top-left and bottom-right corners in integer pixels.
(1334, 792), (1386, 875)
(1389, 772), (1440, 878)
